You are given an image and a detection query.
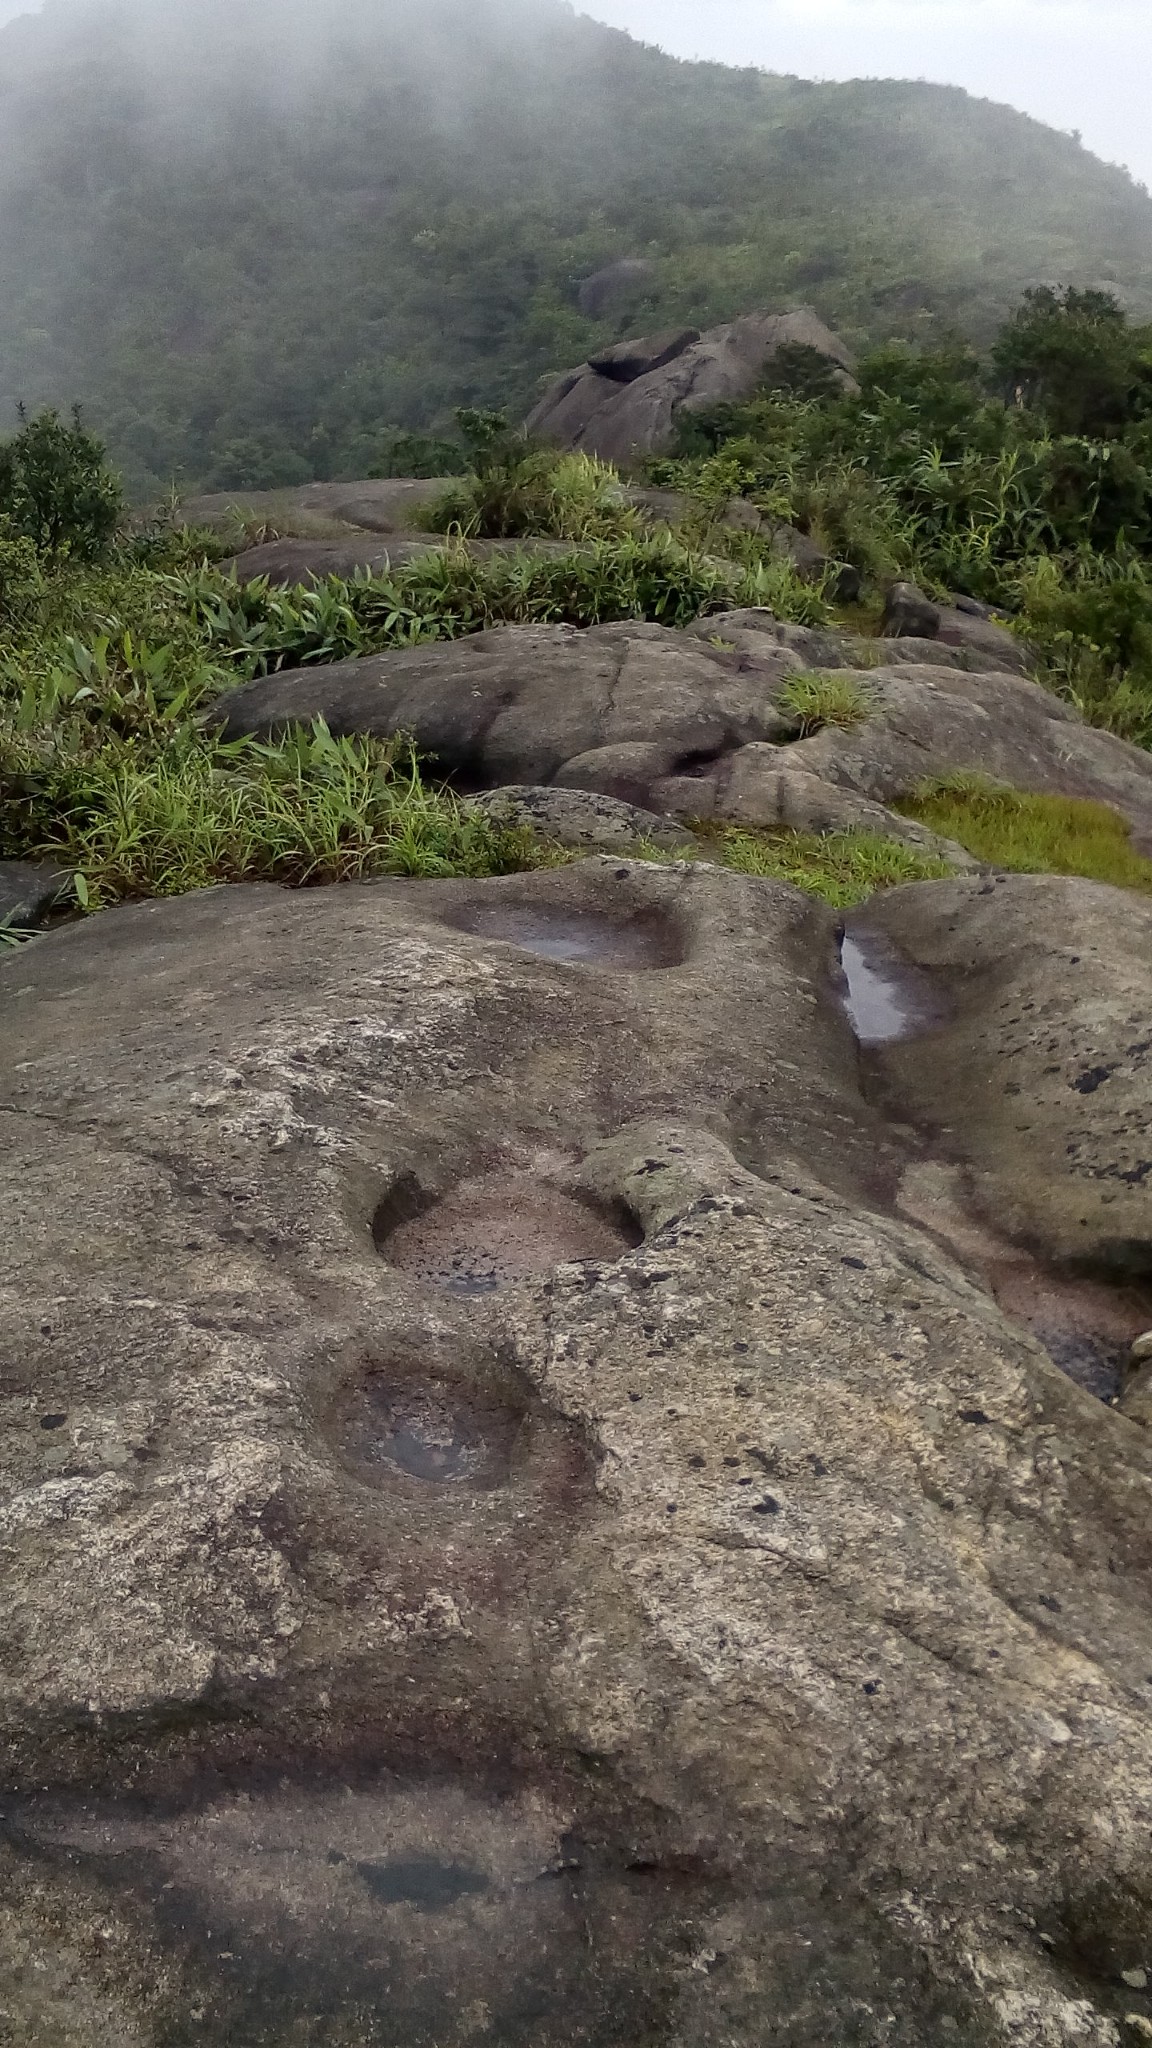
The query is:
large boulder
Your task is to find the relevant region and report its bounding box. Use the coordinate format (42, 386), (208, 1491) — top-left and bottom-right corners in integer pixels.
(587, 327), (701, 383)
(223, 534), (575, 587)
(2, 863), (1152, 2043)
(576, 257), (655, 317)
(213, 613), (1152, 855)
(783, 661), (1152, 851)
(526, 309), (859, 467)
(212, 620), (806, 794)
(883, 580), (1033, 675)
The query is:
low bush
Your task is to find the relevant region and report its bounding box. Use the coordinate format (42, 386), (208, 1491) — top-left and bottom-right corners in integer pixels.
(3, 718), (548, 908)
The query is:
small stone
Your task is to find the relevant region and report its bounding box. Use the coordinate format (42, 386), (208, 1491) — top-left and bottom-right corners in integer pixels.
(1123, 2016), (1152, 2041)
(1122, 1968), (1149, 1990)
(1130, 1332), (1152, 1367)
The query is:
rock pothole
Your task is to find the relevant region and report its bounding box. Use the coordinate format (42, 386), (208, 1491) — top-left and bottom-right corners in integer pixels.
(838, 920), (949, 1046)
(374, 1172), (642, 1294)
(337, 1367), (527, 1489)
(441, 898), (684, 969)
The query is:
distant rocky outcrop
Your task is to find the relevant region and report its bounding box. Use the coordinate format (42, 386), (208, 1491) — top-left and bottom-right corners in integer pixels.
(525, 309), (859, 466)
(575, 256), (656, 318)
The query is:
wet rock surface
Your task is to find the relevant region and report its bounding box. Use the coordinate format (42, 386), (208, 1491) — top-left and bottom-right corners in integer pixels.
(2, 856), (1152, 2044)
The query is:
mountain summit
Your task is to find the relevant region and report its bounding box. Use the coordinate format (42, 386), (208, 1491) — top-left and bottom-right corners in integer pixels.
(1, 0), (1150, 493)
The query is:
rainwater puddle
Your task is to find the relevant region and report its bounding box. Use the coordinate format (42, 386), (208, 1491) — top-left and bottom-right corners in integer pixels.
(839, 926), (944, 1046)
(444, 902), (682, 970)
(377, 1173), (641, 1295)
(339, 1371), (524, 1489)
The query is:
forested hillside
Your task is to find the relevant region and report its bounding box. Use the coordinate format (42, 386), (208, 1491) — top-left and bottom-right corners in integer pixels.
(2, 0), (1152, 495)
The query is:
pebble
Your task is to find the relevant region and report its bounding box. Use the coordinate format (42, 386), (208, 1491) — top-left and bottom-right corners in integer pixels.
(1122, 1968), (1149, 1990)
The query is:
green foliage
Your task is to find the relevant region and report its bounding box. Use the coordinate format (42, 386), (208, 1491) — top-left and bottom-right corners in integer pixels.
(23, 722), (546, 909)
(698, 824), (953, 906)
(896, 778), (1152, 894)
(5, 0), (1152, 497)
(0, 487), (839, 912)
(0, 410), (123, 560)
(991, 287), (1152, 439)
(424, 436), (639, 543)
(777, 670), (876, 735)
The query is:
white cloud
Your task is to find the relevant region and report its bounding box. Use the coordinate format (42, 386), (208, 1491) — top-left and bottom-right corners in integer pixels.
(587, 0), (1152, 190)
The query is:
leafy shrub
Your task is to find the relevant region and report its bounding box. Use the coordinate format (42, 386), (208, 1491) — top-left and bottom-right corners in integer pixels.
(0, 408), (123, 560)
(778, 671), (876, 735)
(0, 522), (45, 626)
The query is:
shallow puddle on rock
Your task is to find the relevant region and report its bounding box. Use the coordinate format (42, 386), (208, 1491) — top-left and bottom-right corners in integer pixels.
(839, 926), (945, 1046)
(378, 1174), (641, 1295)
(443, 902), (682, 970)
(339, 1371), (524, 1489)
(4, 1777), (704, 2046)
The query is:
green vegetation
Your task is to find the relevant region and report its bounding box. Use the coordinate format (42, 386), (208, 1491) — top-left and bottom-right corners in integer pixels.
(896, 779), (1152, 894)
(0, 409), (123, 560)
(8, 275), (1152, 926)
(777, 671), (876, 735)
(696, 825), (953, 907)
(655, 289), (1152, 742)
(0, 491), (831, 909)
(3, 0), (1152, 497)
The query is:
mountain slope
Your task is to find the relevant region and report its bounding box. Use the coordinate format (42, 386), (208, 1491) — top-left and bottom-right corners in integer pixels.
(1, 0), (1151, 494)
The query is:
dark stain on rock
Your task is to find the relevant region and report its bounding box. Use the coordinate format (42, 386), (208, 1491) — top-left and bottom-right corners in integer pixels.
(355, 1855), (489, 1911)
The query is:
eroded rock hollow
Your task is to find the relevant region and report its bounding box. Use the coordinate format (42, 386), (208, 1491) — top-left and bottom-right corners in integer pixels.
(3, 850), (1152, 2045)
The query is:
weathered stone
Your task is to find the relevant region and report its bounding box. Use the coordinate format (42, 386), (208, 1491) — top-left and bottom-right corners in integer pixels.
(863, 872), (1152, 1273)
(785, 662), (1152, 850)
(527, 308), (858, 465)
(471, 784), (697, 853)
(652, 747), (979, 867)
(3, 863), (1152, 2042)
(882, 579), (941, 640)
(224, 533), (575, 587)
(178, 476), (455, 539)
(576, 257), (655, 317)
(935, 602), (1033, 673)
(587, 327), (700, 383)
(0, 859), (69, 930)
(213, 620), (805, 788)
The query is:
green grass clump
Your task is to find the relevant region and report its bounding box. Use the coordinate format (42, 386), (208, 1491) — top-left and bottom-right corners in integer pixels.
(777, 670), (877, 735)
(4, 720), (548, 910)
(896, 778), (1152, 893)
(697, 824), (952, 906)
(423, 448), (641, 544)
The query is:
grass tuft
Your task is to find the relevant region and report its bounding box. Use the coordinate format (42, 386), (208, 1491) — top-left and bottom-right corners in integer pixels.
(777, 670), (877, 736)
(8, 721), (552, 910)
(896, 778), (1152, 893)
(695, 823), (952, 906)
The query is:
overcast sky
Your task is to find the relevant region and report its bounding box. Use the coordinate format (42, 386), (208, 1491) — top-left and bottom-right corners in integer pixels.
(587, 0), (1152, 191)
